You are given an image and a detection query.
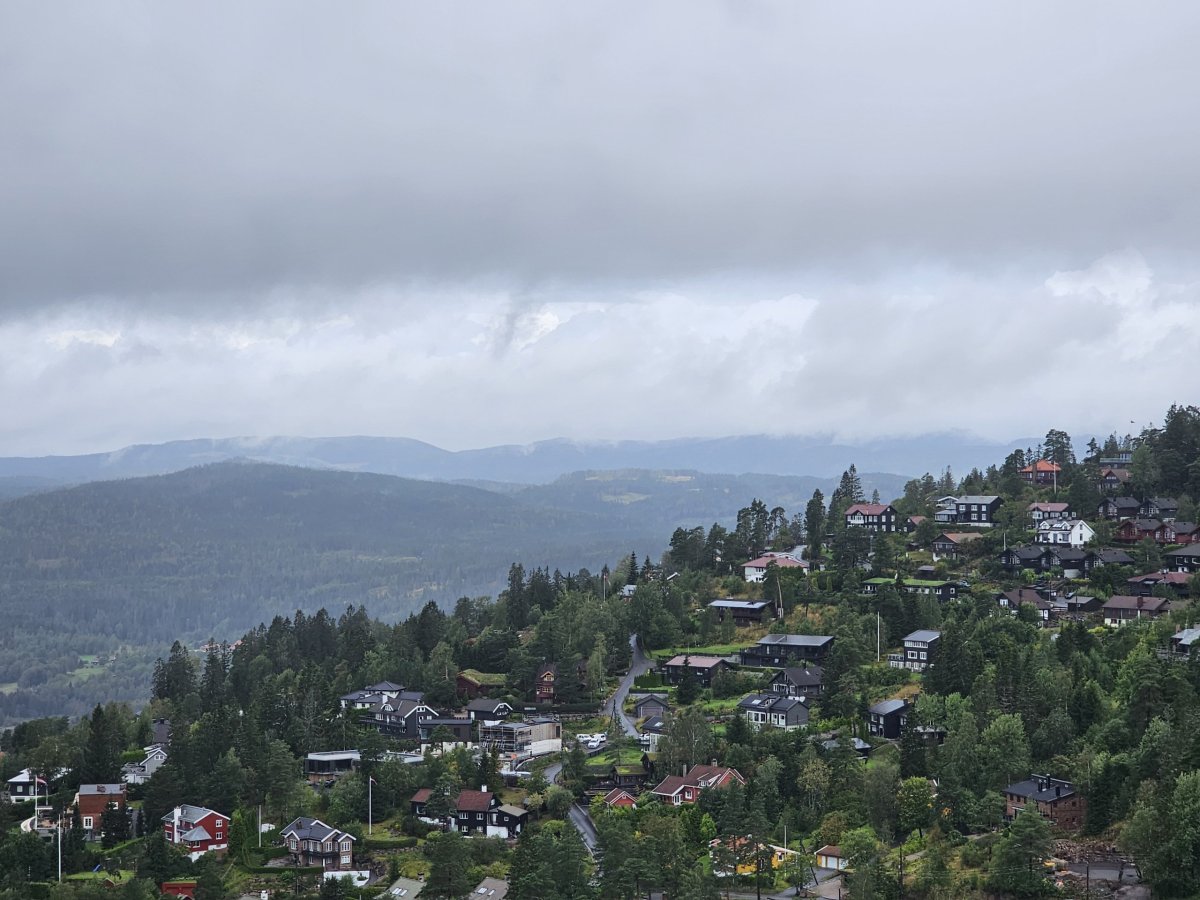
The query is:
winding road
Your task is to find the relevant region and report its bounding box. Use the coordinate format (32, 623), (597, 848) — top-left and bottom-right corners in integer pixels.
(605, 633), (655, 736)
(546, 633), (653, 855)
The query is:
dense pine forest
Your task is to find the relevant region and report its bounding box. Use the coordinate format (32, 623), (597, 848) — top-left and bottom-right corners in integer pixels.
(1, 404), (1200, 898)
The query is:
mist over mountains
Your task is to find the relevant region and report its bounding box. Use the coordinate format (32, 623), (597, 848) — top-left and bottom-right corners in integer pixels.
(0, 431), (1026, 492)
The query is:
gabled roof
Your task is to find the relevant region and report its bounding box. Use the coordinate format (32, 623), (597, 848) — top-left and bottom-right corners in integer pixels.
(465, 698), (512, 712)
(1004, 775), (1076, 802)
(773, 666), (823, 687)
(1102, 594), (1171, 612)
(737, 693), (807, 713)
(281, 815), (354, 843)
(496, 804), (527, 818)
(1021, 460), (1061, 473)
(410, 788), (433, 804)
(933, 532), (983, 545)
(633, 693), (670, 708)
(845, 503), (893, 516)
(1028, 502), (1070, 512)
(603, 787), (638, 806)
(163, 804), (225, 824)
(869, 699), (909, 716)
(650, 764), (744, 797)
(456, 790), (495, 813)
(957, 495), (1000, 504)
(1105, 496), (1141, 509)
(1094, 548), (1134, 563)
(1173, 627), (1200, 648)
(1000, 588), (1051, 610)
(744, 555), (806, 569)
(641, 715), (666, 733)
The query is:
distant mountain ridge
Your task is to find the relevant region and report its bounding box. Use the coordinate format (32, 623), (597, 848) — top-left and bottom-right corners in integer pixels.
(0, 431), (1030, 490)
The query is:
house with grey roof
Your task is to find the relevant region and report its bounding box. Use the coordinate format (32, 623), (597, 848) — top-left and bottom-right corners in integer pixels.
(767, 665), (824, 698)
(737, 693), (809, 731)
(889, 630), (940, 672)
(740, 633), (834, 667)
(707, 598), (774, 626)
(1003, 775), (1085, 830)
(281, 816), (356, 870)
(867, 698), (910, 739)
(953, 495), (1002, 527)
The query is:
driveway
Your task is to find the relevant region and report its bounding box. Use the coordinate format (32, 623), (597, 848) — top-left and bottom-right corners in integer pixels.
(603, 633), (654, 736)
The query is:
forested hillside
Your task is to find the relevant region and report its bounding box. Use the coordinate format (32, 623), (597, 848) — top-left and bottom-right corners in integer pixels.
(0, 461), (905, 721)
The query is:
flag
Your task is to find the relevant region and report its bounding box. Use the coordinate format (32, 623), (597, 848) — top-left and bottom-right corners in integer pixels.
(93, 864), (102, 873)
(369, 777), (377, 785)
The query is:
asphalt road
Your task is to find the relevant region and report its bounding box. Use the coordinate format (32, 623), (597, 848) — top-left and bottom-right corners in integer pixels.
(604, 633), (655, 736)
(548, 632), (652, 856)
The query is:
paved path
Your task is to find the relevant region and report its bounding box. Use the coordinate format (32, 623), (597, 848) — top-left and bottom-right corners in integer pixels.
(603, 633), (654, 736)
(548, 632), (651, 856)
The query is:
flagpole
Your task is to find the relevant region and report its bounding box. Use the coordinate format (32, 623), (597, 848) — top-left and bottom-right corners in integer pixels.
(368, 777), (373, 835)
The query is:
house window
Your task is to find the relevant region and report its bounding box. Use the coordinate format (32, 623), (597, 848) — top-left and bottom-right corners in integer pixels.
(216, 832), (223, 840)
(83, 817), (93, 829)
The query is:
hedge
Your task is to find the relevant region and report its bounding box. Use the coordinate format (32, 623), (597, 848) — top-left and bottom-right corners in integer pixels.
(362, 835), (418, 850)
(244, 865), (326, 876)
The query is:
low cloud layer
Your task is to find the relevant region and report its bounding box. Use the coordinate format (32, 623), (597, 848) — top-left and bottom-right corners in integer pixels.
(1, 3), (1198, 454)
(3, 250), (1195, 455)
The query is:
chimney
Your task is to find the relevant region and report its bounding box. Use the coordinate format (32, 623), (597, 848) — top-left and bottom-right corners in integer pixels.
(1055, 786), (1062, 798)
(480, 784), (487, 794)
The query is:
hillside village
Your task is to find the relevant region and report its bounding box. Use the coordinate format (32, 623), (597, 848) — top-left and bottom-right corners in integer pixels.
(2, 408), (1200, 899)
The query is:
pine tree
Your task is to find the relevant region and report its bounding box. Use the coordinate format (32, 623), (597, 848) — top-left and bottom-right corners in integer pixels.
(675, 657), (698, 705)
(424, 832), (473, 899)
(804, 490), (825, 557)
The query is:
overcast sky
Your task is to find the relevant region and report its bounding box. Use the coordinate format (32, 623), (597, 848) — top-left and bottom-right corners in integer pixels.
(2, 2), (1198, 456)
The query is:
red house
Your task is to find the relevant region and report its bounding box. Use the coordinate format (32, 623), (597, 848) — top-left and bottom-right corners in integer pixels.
(161, 805), (230, 860)
(1020, 460), (1062, 485)
(533, 662), (557, 703)
(649, 764), (745, 806)
(603, 787), (638, 809)
(74, 784), (127, 840)
(160, 882), (197, 899)
(1115, 519), (1171, 544)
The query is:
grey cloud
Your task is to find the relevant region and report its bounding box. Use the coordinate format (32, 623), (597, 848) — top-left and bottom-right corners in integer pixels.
(2, 2), (1200, 313)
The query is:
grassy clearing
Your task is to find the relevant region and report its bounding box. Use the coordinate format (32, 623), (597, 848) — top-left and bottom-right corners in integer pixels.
(654, 641), (754, 660)
(66, 869), (135, 882)
(585, 746), (646, 768)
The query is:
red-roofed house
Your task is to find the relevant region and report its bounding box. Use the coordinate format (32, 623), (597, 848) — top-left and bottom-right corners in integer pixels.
(1101, 595), (1172, 627)
(650, 764), (745, 806)
(742, 554), (807, 583)
(844, 503), (898, 533)
(603, 787), (638, 809)
(1021, 460), (1062, 485)
(453, 789), (499, 835)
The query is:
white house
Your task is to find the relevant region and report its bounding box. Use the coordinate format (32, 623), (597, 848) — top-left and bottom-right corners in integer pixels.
(1035, 519), (1095, 548)
(121, 746), (168, 785)
(742, 553), (806, 583)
